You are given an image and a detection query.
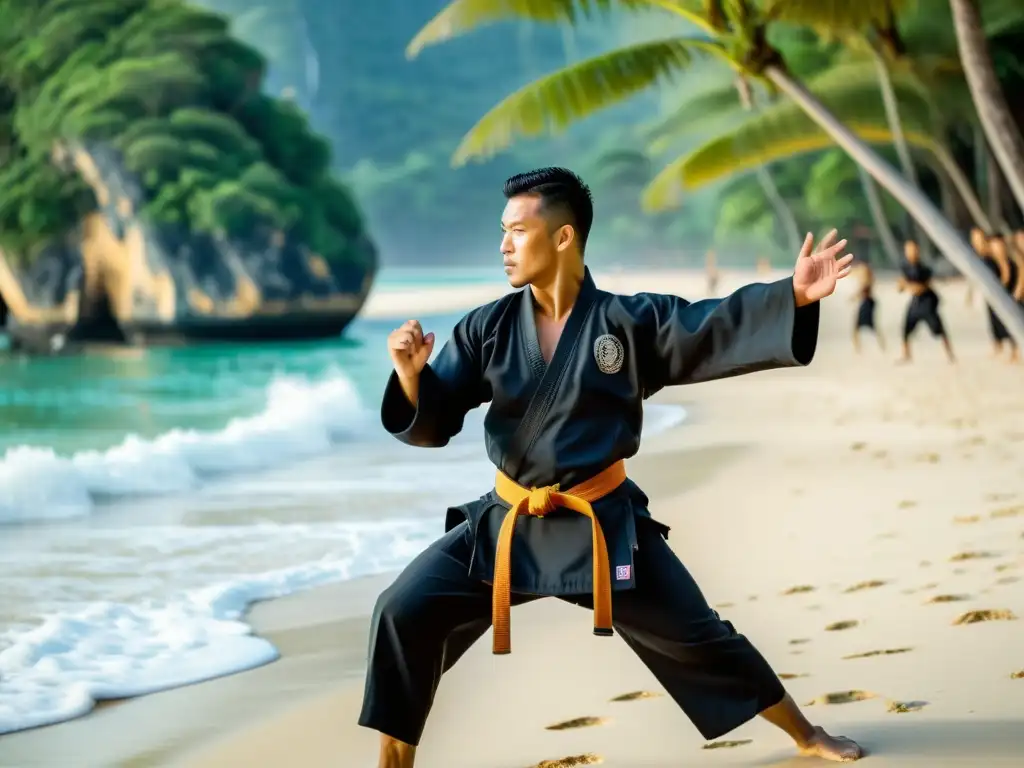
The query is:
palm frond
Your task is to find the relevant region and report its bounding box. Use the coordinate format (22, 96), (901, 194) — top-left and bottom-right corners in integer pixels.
(449, 36), (731, 166)
(763, 0), (915, 31)
(645, 82), (746, 150)
(642, 74), (936, 209)
(406, 0), (714, 59)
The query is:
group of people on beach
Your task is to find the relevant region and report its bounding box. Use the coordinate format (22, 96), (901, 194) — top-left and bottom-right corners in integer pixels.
(845, 228), (1024, 364)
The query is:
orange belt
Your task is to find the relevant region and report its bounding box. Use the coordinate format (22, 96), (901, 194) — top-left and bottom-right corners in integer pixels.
(491, 459), (627, 654)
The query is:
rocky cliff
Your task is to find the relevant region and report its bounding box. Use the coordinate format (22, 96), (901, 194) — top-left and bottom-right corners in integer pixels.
(0, 142), (375, 353)
(0, 0), (377, 353)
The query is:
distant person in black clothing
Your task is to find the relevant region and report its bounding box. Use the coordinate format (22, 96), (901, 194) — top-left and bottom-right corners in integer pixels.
(987, 235), (1021, 363)
(982, 235), (1014, 359)
(897, 240), (955, 364)
(850, 262), (884, 353)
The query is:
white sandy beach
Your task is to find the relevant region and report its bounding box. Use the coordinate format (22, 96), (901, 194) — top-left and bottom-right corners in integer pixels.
(2, 268), (1023, 768)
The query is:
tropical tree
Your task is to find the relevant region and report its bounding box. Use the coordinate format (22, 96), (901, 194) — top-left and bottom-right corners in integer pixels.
(643, 60), (993, 235)
(0, 0), (373, 270)
(645, 69), (904, 265)
(405, 0), (1024, 343)
(949, 0), (1024, 216)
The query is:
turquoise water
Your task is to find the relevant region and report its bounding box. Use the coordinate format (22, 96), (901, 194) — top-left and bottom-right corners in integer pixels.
(0, 314), (461, 456)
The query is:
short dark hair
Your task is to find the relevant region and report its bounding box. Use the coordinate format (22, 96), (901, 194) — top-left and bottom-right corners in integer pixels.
(503, 167), (594, 251)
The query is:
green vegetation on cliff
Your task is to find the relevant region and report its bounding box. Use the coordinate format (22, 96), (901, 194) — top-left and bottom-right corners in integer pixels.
(0, 0), (370, 268)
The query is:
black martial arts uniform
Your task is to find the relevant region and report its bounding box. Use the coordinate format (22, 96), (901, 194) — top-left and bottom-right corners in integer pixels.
(983, 256), (1011, 343)
(855, 286), (876, 332)
(900, 261), (946, 341)
(359, 268), (819, 747)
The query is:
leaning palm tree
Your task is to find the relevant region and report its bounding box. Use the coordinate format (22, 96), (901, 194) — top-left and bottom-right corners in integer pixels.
(646, 75), (802, 253)
(780, 1), (936, 255)
(949, 0), (1024, 215)
(406, 0), (1024, 342)
(645, 61), (995, 234)
(645, 71), (906, 266)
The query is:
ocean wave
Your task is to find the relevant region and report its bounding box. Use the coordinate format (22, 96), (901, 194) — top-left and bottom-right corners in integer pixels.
(0, 370), (373, 525)
(0, 518), (435, 735)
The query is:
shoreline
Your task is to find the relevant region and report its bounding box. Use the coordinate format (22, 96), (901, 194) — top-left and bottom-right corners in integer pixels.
(2, 270), (1023, 767)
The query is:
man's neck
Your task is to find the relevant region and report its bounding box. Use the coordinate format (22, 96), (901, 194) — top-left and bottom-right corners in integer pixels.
(529, 263), (585, 321)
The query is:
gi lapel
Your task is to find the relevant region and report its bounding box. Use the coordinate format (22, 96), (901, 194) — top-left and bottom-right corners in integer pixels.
(502, 269), (599, 480)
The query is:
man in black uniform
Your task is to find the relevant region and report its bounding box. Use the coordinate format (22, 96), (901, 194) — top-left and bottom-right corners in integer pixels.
(363, 168), (863, 766)
(897, 240), (955, 364)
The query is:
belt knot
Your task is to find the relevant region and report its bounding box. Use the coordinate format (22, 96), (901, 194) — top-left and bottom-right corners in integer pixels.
(527, 484), (559, 516)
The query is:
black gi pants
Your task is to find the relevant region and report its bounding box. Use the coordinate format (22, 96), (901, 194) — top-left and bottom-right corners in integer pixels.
(358, 520), (786, 747)
(903, 290), (946, 341)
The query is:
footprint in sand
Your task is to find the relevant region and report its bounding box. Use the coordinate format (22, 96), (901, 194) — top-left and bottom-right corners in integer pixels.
(790, 638), (811, 645)
(927, 594), (970, 604)
(920, 560), (933, 568)
(779, 673), (809, 680)
(915, 452), (941, 464)
(843, 648), (913, 660)
(887, 700), (928, 713)
(954, 515), (981, 524)
(1010, 670), (1024, 680)
(545, 717), (608, 731)
(783, 585), (816, 595)
(850, 441), (867, 451)
(991, 505), (1024, 519)
(533, 754), (603, 768)
(953, 609), (1017, 625)
(996, 576), (1020, 586)
(950, 551), (998, 562)
(804, 690), (876, 706)
(703, 740), (753, 750)
(826, 620), (860, 632)
(609, 691), (662, 703)
(994, 563), (1017, 572)
(715, 602), (735, 609)
(984, 493), (1016, 502)
(844, 580), (888, 593)
(898, 500), (917, 509)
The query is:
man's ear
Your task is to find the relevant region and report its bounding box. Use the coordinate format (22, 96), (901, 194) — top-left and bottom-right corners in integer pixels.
(555, 224), (575, 252)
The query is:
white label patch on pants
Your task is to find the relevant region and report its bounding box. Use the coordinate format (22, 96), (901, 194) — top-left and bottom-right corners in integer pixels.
(615, 565), (631, 581)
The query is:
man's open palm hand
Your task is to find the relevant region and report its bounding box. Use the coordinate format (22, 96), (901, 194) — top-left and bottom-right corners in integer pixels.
(793, 229), (855, 306)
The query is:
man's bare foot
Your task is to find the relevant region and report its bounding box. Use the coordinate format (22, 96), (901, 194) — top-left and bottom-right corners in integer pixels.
(797, 726), (864, 762)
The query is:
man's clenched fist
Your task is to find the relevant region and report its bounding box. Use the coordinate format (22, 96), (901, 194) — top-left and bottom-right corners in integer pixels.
(388, 319), (435, 381)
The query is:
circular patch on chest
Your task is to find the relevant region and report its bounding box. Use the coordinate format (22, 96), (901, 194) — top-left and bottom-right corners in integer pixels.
(594, 333), (624, 374)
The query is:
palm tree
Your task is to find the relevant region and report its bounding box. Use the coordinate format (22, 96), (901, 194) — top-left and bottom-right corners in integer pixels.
(949, 0), (1024, 215)
(646, 75), (802, 253)
(780, 1), (936, 255)
(643, 62), (994, 234)
(406, 0), (1024, 342)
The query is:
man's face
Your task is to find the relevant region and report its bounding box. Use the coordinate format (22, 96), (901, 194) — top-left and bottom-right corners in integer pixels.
(499, 195), (573, 288)
(904, 241), (920, 263)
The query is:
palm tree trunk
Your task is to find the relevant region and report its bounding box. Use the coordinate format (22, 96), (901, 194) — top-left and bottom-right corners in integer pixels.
(744, 84), (801, 254)
(754, 165), (802, 254)
(950, 0), (1024, 215)
(986, 146), (1005, 227)
(766, 65), (1024, 345)
(870, 45), (932, 260)
(857, 165), (902, 267)
(931, 142), (994, 233)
